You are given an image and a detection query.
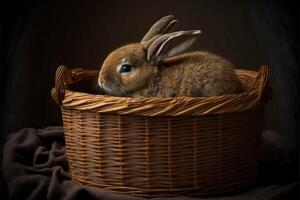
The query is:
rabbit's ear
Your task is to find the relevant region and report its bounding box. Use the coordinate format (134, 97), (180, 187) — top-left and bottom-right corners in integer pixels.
(141, 15), (178, 44)
(146, 30), (201, 61)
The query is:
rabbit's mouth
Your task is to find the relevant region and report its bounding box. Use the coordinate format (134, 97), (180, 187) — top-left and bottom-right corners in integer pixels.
(98, 78), (126, 97)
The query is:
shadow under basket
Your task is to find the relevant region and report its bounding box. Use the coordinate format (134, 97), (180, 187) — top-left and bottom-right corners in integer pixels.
(51, 65), (271, 197)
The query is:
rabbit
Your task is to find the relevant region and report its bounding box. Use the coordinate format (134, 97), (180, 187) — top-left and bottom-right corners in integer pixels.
(98, 15), (243, 97)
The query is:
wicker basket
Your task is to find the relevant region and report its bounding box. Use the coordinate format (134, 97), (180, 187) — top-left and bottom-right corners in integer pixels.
(51, 65), (271, 197)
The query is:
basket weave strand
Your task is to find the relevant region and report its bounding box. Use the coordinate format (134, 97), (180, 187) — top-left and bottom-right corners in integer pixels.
(52, 65), (270, 197)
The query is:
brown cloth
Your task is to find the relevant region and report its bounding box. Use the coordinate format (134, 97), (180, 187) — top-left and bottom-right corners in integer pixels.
(2, 127), (298, 200)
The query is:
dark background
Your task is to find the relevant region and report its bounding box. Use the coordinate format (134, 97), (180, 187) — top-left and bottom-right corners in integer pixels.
(1, 0), (299, 199)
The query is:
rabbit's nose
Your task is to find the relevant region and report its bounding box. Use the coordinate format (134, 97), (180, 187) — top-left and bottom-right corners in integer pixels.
(98, 78), (104, 87)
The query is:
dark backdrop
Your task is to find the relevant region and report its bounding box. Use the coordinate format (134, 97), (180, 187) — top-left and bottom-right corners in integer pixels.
(1, 0), (299, 199)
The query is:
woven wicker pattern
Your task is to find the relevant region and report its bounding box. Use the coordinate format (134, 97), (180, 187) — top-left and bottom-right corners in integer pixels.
(52, 65), (270, 197)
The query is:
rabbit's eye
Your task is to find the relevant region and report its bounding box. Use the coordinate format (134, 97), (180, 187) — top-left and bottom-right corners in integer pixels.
(119, 64), (132, 73)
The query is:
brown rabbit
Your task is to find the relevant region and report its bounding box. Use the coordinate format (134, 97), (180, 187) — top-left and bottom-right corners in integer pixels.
(98, 15), (243, 97)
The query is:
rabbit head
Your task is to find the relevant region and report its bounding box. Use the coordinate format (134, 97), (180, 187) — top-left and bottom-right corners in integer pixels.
(98, 15), (201, 96)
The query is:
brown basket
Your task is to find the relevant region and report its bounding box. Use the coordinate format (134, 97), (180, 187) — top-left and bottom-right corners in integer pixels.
(51, 65), (271, 197)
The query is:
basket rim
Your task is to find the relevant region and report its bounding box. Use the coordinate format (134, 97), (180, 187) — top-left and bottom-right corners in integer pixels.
(54, 65), (270, 116)
(62, 89), (260, 116)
